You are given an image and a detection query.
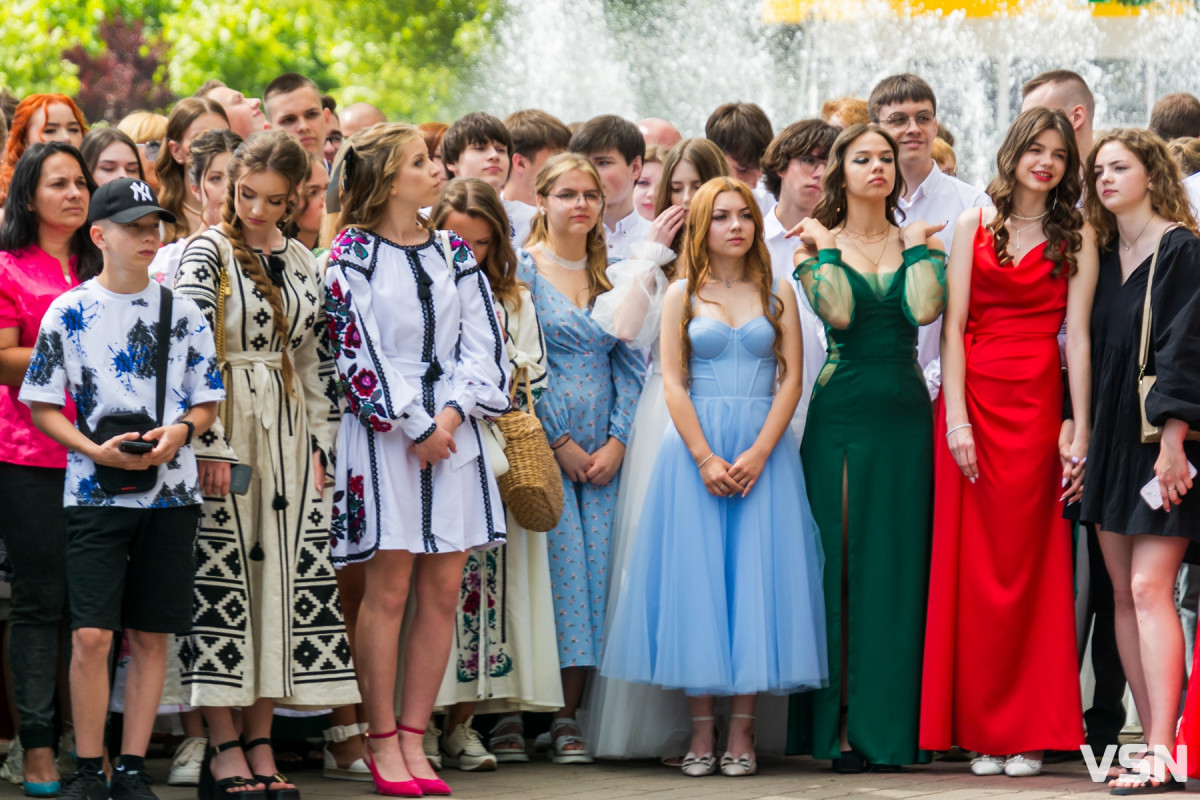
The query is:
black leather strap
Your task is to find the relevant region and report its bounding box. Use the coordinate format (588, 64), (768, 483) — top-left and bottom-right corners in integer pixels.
(155, 285), (172, 425)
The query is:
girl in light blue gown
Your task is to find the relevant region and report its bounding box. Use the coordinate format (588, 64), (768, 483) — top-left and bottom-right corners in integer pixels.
(601, 177), (826, 778)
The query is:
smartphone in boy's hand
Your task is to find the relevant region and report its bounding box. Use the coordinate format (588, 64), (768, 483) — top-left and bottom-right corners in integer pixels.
(119, 439), (156, 454)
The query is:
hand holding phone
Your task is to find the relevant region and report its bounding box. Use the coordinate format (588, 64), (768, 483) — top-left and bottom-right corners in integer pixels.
(119, 439), (156, 454)
(1141, 461), (1198, 510)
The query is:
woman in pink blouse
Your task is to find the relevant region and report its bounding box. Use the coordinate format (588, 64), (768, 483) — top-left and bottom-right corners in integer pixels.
(0, 141), (100, 793)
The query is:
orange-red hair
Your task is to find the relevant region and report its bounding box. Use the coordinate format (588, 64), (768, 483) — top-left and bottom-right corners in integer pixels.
(0, 94), (88, 204)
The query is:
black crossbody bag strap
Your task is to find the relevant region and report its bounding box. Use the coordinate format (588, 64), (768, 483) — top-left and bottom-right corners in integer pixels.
(75, 286), (173, 438)
(155, 284), (172, 425)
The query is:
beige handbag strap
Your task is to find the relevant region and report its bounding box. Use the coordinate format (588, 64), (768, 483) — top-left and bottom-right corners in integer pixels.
(1137, 232), (1169, 382)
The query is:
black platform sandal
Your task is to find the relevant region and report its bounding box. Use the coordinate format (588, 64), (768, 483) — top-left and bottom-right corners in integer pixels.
(243, 739), (301, 800)
(198, 740), (267, 800)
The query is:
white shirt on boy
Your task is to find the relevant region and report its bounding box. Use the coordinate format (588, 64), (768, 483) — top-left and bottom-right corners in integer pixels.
(605, 207), (652, 262)
(19, 280), (224, 509)
(764, 206), (827, 448)
(897, 160), (989, 396)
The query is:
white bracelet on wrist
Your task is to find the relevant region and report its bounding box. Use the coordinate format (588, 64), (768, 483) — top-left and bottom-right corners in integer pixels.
(945, 423), (972, 438)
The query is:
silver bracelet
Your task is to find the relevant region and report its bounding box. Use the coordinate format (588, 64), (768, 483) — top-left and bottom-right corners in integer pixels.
(697, 452), (715, 469)
(945, 423), (972, 438)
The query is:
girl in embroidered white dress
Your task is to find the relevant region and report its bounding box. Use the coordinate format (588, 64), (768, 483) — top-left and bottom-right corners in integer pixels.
(324, 124), (510, 797)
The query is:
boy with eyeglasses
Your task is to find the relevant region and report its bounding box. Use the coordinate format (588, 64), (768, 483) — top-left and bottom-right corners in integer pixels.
(760, 118), (839, 448)
(569, 115), (650, 261)
(868, 74), (988, 396)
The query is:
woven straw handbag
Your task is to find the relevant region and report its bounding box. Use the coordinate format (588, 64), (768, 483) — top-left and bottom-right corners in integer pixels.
(493, 369), (564, 532)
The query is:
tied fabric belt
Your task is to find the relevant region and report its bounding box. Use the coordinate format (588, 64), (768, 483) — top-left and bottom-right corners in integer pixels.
(226, 352), (287, 432)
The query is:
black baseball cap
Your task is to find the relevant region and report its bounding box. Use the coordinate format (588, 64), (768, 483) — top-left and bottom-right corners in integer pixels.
(87, 178), (177, 225)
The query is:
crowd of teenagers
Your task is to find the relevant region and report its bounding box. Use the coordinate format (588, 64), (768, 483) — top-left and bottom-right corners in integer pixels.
(2, 64), (1200, 800)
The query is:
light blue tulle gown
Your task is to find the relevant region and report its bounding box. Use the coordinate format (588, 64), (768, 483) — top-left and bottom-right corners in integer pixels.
(601, 313), (828, 696)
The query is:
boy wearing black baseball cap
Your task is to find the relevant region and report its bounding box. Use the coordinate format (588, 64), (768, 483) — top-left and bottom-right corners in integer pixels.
(20, 179), (225, 800)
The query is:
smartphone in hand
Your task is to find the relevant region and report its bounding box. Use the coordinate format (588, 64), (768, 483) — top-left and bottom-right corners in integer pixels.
(1141, 461), (1199, 510)
(119, 439), (155, 454)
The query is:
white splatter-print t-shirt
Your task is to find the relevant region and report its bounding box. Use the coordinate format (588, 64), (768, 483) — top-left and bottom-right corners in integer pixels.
(19, 279), (225, 508)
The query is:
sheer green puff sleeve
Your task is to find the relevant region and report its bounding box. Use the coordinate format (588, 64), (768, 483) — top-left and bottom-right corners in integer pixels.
(901, 245), (947, 326)
(795, 248), (855, 330)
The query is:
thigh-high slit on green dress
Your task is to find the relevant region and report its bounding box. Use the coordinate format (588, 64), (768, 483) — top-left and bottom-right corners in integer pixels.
(786, 244), (946, 767)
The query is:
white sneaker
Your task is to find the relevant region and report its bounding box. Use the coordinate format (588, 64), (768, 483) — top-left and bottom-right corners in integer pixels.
(167, 737), (207, 786)
(54, 730), (74, 777)
(1004, 754), (1043, 777)
(422, 726), (443, 771)
(0, 736), (22, 785)
(441, 722), (497, 772)
(970, 754), (1004, 775)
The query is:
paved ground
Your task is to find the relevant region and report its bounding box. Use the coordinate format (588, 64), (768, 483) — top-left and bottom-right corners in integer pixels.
(0, 756), (1132, 800)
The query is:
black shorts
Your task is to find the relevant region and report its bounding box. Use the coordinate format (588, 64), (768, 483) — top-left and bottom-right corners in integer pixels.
(64, 505), (200, 633)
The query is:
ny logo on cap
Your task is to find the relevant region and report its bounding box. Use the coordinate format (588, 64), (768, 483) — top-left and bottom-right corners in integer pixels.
(130, 181), (153, 203)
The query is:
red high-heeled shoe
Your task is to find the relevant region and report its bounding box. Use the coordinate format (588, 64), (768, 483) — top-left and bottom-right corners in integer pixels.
(397, 725), (451, 796)
(364, 728), (423, 797)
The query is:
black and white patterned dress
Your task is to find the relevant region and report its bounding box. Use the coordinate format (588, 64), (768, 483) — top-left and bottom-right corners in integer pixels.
(172, 229), (359, 708)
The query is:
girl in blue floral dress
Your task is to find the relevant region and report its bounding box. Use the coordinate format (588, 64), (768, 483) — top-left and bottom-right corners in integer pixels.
(517, 153), (645, 762)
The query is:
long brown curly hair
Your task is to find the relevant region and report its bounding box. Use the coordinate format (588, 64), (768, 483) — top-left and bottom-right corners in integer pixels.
(652, 138), (728, 278)
(220, 130), (309, 396)
(431, 178), (523, 312)
(1084, 128), (1200, 247)
(984, 107), (1082, 277)
(525, 152), (611, 306)
(812, 124), (905, 229)
(678, 177), (785, 381)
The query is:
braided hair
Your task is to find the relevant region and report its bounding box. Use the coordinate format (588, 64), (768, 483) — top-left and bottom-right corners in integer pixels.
(220, 130), (309, 395)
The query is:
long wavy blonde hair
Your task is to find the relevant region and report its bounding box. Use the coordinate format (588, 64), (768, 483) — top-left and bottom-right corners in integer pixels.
(525, 152), (611, 306)
(678, 177), (785, 380)
(332, 122), (427, 236)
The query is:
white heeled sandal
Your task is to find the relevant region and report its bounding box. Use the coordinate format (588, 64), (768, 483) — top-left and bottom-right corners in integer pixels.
(322, 722), (372, 782)
(721, 713), (758, 777)
(681, 716), (717, 777)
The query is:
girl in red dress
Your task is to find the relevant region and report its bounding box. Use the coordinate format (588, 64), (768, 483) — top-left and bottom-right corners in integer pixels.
(920, 107), (1097, 777)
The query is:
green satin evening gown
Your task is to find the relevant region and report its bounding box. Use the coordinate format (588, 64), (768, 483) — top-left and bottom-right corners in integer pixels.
(787, 243), (945, 767)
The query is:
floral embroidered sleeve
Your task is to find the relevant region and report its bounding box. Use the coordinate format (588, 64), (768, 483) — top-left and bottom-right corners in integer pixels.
(324, 261), (436, 440)
(445, 233), (511, 419)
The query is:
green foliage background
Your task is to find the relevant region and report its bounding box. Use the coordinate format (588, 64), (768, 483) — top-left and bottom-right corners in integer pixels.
(0, 0), (501, 122)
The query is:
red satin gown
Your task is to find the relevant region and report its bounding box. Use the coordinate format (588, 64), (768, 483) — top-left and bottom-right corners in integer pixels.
(920, 221), (1084, 754)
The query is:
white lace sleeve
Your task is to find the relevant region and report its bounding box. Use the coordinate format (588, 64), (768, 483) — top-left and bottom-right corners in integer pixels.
(592, 241), (675, 349)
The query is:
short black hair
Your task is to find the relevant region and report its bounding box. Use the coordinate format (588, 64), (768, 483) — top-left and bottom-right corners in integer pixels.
(0, 142), (102, 279)
(868, 73), (937, 122)
(442, 112), (512, 168)
(760, 119), (838, 200)
(704, 102), (773, 167)
(569, 115), (645, 165)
